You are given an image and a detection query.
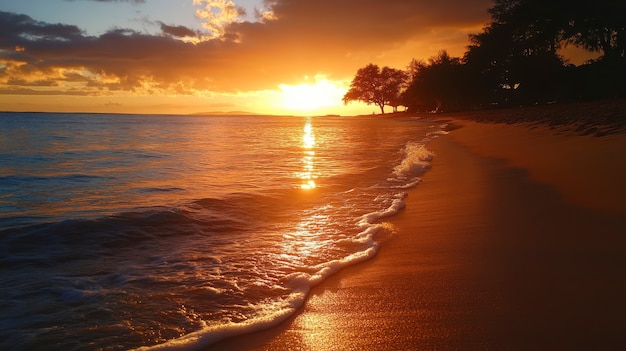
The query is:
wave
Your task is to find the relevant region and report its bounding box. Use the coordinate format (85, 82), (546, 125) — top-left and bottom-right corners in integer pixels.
(393, 142), (433, 178)
(0, 173), (111, 185)
(1, 119), (448, 351)
(132, 187), (186, 193)
(133, 193), (399, 351)
(135, 246), (382, 351)
(132, 139), (433, 351)
(386, 124), (449, 190)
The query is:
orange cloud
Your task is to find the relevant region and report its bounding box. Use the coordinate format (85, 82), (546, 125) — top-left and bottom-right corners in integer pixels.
(0, 0), (491, 101)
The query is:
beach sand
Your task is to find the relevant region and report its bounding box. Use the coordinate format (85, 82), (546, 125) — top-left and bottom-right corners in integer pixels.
(210, 114), (626, 350)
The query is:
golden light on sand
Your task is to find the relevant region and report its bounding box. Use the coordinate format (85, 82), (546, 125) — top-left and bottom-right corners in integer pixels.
(279, 77), (346, 112)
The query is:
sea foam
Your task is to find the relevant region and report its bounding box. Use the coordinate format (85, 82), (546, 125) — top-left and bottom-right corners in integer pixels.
(393, 142), (433, 178)
(134, 189), (405, 351)
(2, 114), (446, 351)
(135, 127), (445, 351)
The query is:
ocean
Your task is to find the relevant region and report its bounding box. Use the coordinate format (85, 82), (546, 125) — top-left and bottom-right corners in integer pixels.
(0, 112), (446, 350)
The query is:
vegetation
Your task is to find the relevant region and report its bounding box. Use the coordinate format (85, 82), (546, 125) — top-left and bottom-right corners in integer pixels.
(344, 0), (626, 114)
(342, 64), (407, 114)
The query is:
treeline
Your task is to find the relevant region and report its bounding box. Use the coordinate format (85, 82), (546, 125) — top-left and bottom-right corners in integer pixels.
(344, 0), (626, 113)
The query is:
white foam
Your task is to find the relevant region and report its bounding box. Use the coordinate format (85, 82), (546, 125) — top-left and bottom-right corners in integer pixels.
(430, 129), (449, 136)
(133, 289), (306, 351)
(134, 124), (447, 351)
(135, 189), (406, 351)
(136, 247), (381, 351)
(387, 124), (445, 189)
(392, 142), (433, 180)
(392, 177), (422, 189)
(286, 243), (379, 289)
(360, 192), (406, 226)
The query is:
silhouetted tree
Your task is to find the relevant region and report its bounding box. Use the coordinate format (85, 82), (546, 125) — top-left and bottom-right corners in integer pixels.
(468, 0), (626, 102)
(489, 0), (564, 54)
(343, 64), (407, 114)
(402, 51), (469, 112)
(382, 66), (408, 112)
(564, 1), (626, 98)
(464, 0), (569, 105)
(562, 1), (625, 60)
(400, 59), (428, 111)
(355, 0), (624, 114)
(488, 0), (625, 60)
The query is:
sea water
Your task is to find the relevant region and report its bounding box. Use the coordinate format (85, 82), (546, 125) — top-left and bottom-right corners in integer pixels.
(0, 112), (445, 350)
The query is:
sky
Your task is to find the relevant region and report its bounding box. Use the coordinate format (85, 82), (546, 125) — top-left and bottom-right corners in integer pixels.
(0, 0), (498, 115)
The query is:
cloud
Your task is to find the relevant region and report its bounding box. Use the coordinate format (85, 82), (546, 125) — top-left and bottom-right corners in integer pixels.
(194, 0), (246, 38)
(0, 11), (84, 42)
(158, 22), (200, 39)
(0, 0), (491, 97)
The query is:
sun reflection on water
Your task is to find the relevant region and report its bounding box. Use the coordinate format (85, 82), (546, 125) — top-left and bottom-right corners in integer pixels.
(299, 120), (317, 190)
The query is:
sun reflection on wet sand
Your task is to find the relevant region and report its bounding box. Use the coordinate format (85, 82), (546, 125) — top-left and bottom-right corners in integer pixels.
(298, 120), (318, 190)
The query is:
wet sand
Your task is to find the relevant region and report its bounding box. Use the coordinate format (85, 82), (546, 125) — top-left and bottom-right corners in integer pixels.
(210, 114), (626, 350)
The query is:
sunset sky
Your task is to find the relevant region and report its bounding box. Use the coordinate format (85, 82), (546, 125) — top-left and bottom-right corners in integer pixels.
(2, 0), (501, 115)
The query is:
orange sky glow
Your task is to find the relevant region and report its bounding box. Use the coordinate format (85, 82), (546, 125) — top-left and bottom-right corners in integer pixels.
(0, 0), (590, 116)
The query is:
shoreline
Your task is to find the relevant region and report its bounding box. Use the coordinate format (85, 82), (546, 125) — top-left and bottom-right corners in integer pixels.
(423, 98), (626, 136)
(208, 109), (626, 350)
(442, 119), (626, 217)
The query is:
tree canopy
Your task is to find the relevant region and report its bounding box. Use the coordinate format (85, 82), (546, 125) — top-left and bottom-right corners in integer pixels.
(343, 64), (407, 114)
(343, 0), (625, 114)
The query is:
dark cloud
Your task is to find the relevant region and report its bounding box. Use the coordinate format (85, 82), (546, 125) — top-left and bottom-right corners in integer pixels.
(158, 22), (199, 38)
(7, 77), (59, 86)
(0, 0), (491, 95)
(0, 11), (83, 43)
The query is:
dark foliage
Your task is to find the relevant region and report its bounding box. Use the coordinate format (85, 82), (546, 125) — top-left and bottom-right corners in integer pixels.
(344, 0), (626, 113)
(343, 64), (407, 114)
(463, 0), (626, 108)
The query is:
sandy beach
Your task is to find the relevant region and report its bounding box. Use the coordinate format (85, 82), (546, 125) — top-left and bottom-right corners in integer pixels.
(210, 105), (626, 350)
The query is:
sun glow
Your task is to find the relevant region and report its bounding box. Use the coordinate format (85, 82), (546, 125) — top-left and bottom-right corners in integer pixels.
(279, 77), (346, 112)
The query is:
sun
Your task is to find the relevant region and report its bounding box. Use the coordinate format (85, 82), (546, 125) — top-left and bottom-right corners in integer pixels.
(279, 77), (346, 112)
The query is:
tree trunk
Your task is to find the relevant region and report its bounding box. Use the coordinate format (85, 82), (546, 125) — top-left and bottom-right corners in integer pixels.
(379, 104), (385, 114)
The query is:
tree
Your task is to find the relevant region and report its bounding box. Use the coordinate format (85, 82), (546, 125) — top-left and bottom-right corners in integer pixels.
(488, 0), (564, 55)
(464, 0), (626, 104)
(464, 0), (567, 105)
(487, 0), (625, 60)
(343, 64), (407, 114)
(382, 66), (408, 112)
(563, 1), (626, 60)
(402, 51), (469, 112)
